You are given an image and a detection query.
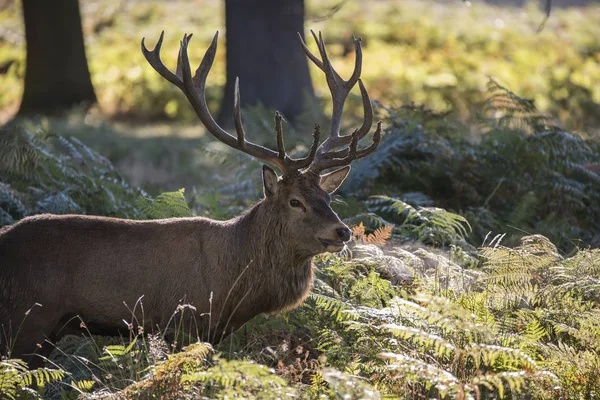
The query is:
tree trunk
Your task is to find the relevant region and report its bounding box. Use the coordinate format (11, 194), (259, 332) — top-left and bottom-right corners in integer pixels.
(18, 0), (97, 116)
(218, 0), (315, 126)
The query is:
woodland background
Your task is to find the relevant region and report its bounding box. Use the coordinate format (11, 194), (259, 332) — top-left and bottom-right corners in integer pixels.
(1, 0), (600, 398)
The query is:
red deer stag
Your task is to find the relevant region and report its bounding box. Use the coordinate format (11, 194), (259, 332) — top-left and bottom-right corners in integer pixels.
(0, 31), (381, 365)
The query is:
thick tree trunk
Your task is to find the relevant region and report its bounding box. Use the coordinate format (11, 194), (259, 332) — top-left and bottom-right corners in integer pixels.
(18, 0), (97, 116)
(218, 0), (315, 126)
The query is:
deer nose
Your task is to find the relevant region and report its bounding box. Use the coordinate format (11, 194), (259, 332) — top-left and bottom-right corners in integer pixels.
(336, 227), (352, 242)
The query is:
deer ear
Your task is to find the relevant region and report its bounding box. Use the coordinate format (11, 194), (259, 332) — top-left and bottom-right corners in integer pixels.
(262, 165), (279, 197)
(320, 166), (351, 194)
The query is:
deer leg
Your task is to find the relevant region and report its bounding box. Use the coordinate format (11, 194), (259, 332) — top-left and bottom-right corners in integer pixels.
(3, 306), (64, 369)
(8, 325), (56, 368)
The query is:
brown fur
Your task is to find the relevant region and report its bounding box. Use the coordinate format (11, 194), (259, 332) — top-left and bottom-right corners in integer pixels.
(0, 167), (351, 364)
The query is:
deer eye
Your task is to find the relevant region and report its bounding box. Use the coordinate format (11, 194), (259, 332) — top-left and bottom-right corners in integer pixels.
(289, 199), (306, 212)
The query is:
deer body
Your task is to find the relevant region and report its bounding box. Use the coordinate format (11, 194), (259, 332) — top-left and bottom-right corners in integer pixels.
(0, 194), (315, 356)
(1, 29), (382, 365)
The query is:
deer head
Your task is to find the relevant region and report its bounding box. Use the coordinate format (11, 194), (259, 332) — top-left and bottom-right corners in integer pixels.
(141, 30), (381, 253)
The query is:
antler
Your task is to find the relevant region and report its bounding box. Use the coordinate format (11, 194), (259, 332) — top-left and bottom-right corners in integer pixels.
(298, 31), (382, 173)
(141, 31), (320, 177)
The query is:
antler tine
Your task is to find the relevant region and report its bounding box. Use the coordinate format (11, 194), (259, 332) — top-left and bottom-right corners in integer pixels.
(141, 31), (184, 89)
(355, 120), (382, 159)
(297, 32), (324, 71)
(298, 31), (370, 156)
(309, 121), (382, 172)
(233, 77), (246, 149)
(354, 80), (374, 140)
(304, 124), (322, 165)
(289, 123), (321, 170)
(178, 32), (239, 149)
(176, 33), (193, 80)
(271, 113), (323, 174)
(143, 31), (298, 173)
(275, 112), (286, 160)
(298, 31), (380, 173)
(315, 31), (341, 88)
(176, 32), (235, 143)
(347, 34), (362, 89)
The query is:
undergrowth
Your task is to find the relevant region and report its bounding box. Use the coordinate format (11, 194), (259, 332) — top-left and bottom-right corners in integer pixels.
(1, 80), (599, 399)
(0, 123), (144, 226)
(344, 79), (600, 252)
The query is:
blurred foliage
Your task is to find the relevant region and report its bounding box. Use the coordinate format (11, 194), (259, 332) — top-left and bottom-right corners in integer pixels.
(0, 124), (144, 226)
(343, 79), (600, 251)
(1, 0), (600, 135)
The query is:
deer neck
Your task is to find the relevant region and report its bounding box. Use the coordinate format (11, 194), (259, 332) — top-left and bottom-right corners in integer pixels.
(226, 199), (314, 313)
(236, 199), (313, 268)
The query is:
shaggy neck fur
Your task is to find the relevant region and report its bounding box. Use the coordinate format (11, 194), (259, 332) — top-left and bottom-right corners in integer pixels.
(208, 199), (314, 338)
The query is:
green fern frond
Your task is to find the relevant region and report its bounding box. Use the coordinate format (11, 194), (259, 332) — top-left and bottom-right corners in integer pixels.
(0, 359), (66, 399)
(137, 188), (192, 219)
(184, 358), (293, 399)
(464, 343), (538, 371)
(308, 293), (355, 324)
(380, 352), (464, 398)
(483, 78), (560, 134)
(0, 125), (145, 222)
(367, 195), (471, 246)
(385, 324), (457, 358)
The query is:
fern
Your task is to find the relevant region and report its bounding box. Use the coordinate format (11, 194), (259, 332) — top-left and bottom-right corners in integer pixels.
(137, 188), (192, 219)
(349, 271), (396, 308)
(384, 324), (457, 358)
(380, 294), (557, 398)
(482, 78), (560, 134)
(367, 195), (471, 246)
(302, 368), (381, 399)
(343, 82), (600, 251)
(0, 125), (145, 224)
(185, 358), (292, 399)
(352, 222), (394, 246)
(380, 352), (465, 398)
(0, 359), (66, 400)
